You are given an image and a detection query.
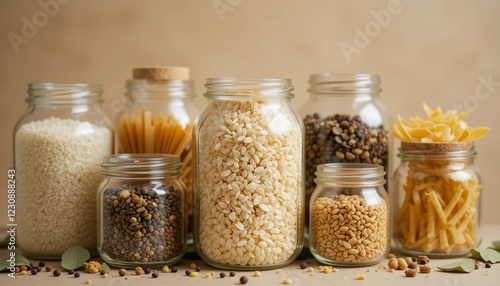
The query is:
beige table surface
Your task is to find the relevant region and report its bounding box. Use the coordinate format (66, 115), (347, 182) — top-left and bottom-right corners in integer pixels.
(1, 224), (499, 286)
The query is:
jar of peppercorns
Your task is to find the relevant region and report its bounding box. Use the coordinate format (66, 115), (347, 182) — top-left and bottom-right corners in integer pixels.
(299, 73), (391, 228)
(309, 163), (390, 267)
(97, 154), (186, 268)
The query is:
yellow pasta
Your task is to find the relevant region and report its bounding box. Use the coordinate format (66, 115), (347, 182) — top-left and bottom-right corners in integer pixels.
(394, 104), (488, 254)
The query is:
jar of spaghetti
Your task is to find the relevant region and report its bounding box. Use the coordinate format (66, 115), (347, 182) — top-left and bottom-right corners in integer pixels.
(115, 67), (198, 233)
(394, 142), (482, 257)
(194, 78), (305, 270)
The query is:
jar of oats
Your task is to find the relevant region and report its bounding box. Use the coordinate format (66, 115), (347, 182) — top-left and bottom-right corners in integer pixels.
(194, 78), (305, 270)
(15, 83), (112, 259)
(115, 67), (198, 236)
(299, 74), (391, 226)
(309, 163), (390, 267)
(98, 154), (186, 268)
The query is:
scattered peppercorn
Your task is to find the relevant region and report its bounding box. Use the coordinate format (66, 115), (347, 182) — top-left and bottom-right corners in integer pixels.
(85, 279), (92, 284)
(31, 269), (38, 275)
(171, 266), (178, 273)
(74, 272), (81, 278)
(240, 276), (249, 284)
(46, 265), (53, 272)
(185, 270), (192, 276)
(230, 271), (236, 277)
(152, 272), (159, 278)
(196, 265), (202, 272)
(38, 261), (46, 267)
(300, 262), (308, 269)
(68, 269), (75, 275)
(103, 273), (109, 278)
(98, 270), (104, 275)
(35, 266), (42, 272)
(53, 269), (61, 277)
(411, 257), (417, 262)
(408, 262), (417, 269)
(220, 272), (226, 278)
(416, 255), (430, 265)
(15, 267), (19, 273)
(144, 268), (152, 274)
(20, 265), (28, 272)
(29, 263), (35, 269)
(485, 263), (491, 268)
(118, 269), (127, 276)
(135, 267), (144, 275)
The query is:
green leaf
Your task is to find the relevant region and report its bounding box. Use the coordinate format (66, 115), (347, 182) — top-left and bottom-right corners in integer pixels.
(470, 248), (500, 263)
(492, 240), (500, 252)
(437, 259), (476, 273)
(101, 262), (110, 273)
(61, 246), (90, 270)
(0, 255), (30, 272)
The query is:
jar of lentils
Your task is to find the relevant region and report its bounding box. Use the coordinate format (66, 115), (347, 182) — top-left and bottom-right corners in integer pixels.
(194, 78), (305, 270)
(300, 74), (391, 227)
(309, 163), (390, 267)
(98, 154), (186, 268)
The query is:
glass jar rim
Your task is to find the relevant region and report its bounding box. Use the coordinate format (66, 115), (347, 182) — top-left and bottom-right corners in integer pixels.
(126, 79), (196, 99)
(204, 78), (294, 100)
(27, 82), (103, 104)
(314, 163), (386, 187)
(101, 153), (182, 179)
(308, 73), (381, 95)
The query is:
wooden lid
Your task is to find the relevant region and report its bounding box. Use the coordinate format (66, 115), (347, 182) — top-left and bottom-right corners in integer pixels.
(132, 67), (189, 81)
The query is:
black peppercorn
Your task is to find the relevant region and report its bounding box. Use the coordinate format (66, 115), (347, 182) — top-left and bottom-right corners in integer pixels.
(31, 269), (38, 275)
(152, 272), (159, 278)
(195, 265), (201, 272)
(53, 269), (61, 277)
(240, 276), (248, 284)
(485, 263), (491, 268)
(220, 272), (226, 278)
(300, 262), (308, 269)
(170, 266), (178, 273)
(185, 270), (191, 276)
(144, 268), (152, 274)
(38, 261), (46, 267)
(68, 269), (75, 275)
(74, 272), (81, 278)
(230, 271), (236, 277)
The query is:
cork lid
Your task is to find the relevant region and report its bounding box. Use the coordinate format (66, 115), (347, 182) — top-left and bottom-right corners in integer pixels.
(401, 141), (474, 152)
(132, 67), (189, 81)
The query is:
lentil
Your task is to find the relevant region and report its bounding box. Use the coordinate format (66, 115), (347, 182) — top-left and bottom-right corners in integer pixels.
(101, 183), (182, 262)
(303, 113), (389, 198)
(240, 276), (249, 284)
(197, 100), (302, 266)
(311, 194), (388, 262)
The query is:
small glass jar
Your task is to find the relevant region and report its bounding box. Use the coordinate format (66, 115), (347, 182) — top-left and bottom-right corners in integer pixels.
(309, 163), (390, 267)
(98, 154), (186, 268)
(115, 67), (198, 233)
(15, 83), (112, 259)
(393, 142), (481, 257)
(194, 78), (305, 270)
(299, 74), (391, 225)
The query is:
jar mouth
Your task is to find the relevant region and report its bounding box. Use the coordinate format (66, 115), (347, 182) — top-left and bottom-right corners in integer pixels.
(204, 78), (294, 100)
(126, 79), (196, 99)
(308, 73), (381, 95)
(27, 83), (103, 104)
(398, 141), (477, 160)
(101, 153), (182, 178)
(314, 163), (386, 187)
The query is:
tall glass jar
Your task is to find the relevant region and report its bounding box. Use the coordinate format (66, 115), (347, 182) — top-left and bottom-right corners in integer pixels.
(14, 83), (112, 259)
(115, 67), (198, 234)
(194, 78), (305, 270)
(394, 142), (481, 257)
(299, 74), (391, 226)
(309, 163), (390, 266)
(97, 154), (186, 268)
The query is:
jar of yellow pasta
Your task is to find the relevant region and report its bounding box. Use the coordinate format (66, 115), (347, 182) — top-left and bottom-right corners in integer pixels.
(394, 142), (481, 257)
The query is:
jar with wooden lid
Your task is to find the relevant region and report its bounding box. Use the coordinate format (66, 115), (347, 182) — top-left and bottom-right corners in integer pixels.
(115, 67), (198, 233)
(193, 78), (305, 270)
(309, 163), (390, 267)
(97, 154), (186, 268)
(394, 142), (482, 257)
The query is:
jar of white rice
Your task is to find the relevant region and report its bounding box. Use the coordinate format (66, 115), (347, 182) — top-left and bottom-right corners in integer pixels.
(193, 78), (305, 270)
(14, 83), (112, 259)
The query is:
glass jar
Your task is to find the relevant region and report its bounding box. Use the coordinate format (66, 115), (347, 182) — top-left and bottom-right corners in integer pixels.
(309, 163), (390, 267)
(394, 142), (481, 257)
(97, 154), (186, 268)
(194, 78), (305, 270)
(115, 67), (198, 234)
(14, 83), (112, 259)
(299, 74), (391, 226)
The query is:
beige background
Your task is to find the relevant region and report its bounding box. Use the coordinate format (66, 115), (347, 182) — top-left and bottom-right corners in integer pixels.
(0, 0), (499, 226)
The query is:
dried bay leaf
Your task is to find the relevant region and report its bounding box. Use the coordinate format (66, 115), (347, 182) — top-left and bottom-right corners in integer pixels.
(470, 248), (500, 263)
(0, 255), (30, 272)
(437, 259), (475, 273)
(492, 240), (500, 252)
(101, 262), (110, 273)
(61, 246), (90, 270)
